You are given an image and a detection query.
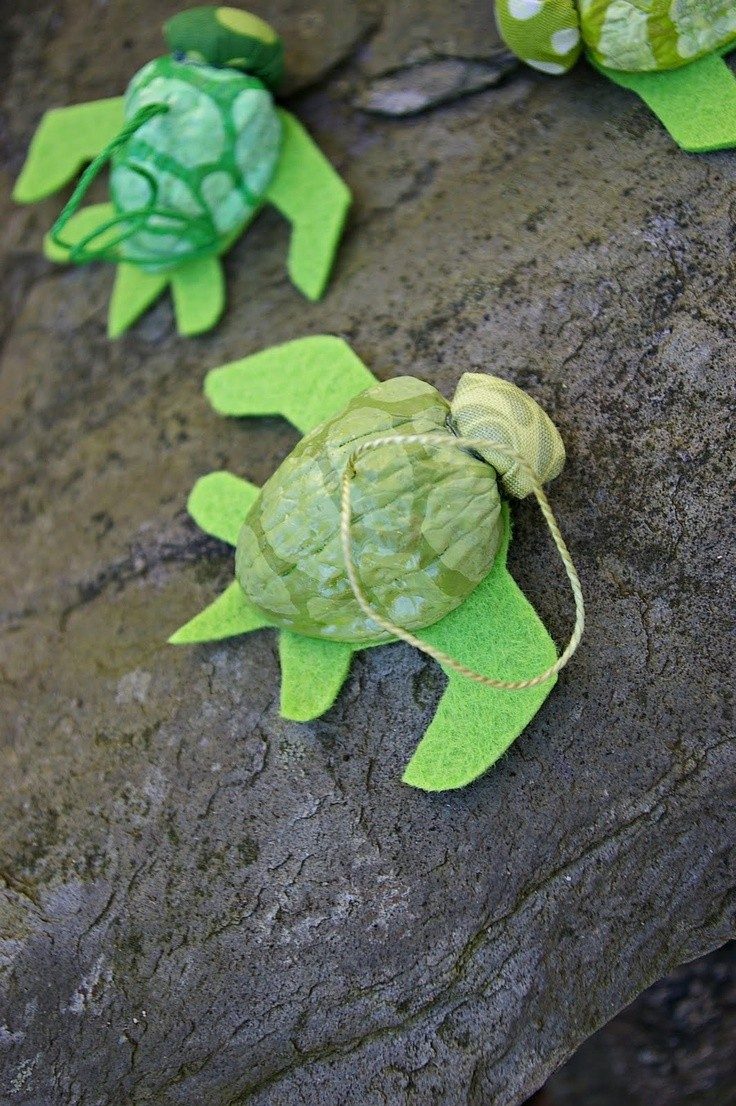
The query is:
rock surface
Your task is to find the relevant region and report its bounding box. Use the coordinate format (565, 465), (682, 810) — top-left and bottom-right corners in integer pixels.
(0, 2), (734, 1105)
(544, 943), (736, 1106)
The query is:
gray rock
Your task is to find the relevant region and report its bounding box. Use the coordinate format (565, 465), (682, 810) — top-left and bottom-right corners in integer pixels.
(544, 943), (736, 1106)
(1, 3), (735, 1106)
(356, 56), (517, 117)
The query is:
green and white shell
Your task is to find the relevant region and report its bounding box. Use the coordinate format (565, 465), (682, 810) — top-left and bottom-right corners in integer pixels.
(110, 55), (281, 271)
(495, 0), (736, 75)
(235, 374), (565, 644)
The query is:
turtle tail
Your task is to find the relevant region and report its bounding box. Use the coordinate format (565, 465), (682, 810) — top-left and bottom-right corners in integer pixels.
(49, 102), (219, 266)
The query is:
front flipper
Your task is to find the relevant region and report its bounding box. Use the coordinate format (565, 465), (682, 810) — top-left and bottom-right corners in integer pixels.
(592, 52), (736, 153)
(13, 98), (126, 203)
(204, 335), (376, 433)
(403, 505), (558, 791)
(169, 472), (271, 644)
(265, 110), (351, 301)
(279, 632), (355, 722)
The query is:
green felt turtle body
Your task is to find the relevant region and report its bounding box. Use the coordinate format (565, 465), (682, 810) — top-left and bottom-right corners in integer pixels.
(494, 0), (736, 152)
(169, 338), (580, 792)
(13, 7), (350, 336)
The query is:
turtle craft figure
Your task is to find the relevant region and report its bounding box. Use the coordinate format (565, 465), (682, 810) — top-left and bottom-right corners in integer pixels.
(169, 337), (585, 791)
(13, 7), (351, 337)
(494, 0), (736, 152)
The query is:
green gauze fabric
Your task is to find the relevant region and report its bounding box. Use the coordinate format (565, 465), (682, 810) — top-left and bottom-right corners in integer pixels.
(171, 336), (567, 791)
(592, 51), (736, 153)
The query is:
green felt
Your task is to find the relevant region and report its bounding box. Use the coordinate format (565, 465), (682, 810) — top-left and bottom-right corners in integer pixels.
(169, 580), (271, 644)
(187, 471), (259, 546)
(205, 335), (375, 434)
(265, 110), (351, 301)
(592, 52), (736, 153)
(403, 505), (558, 792)
(279, 632), (355, 722)
(13, 98), (125, 203)
(171, 255), (226, 337)
(109, 264), (168, 338)
(43, 202), (117, 263)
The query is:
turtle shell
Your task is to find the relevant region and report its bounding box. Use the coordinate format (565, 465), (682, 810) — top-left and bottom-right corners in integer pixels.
(110, 55), (281, 271)
(582, 0), (736, 72)
(235, 377), (504, 644)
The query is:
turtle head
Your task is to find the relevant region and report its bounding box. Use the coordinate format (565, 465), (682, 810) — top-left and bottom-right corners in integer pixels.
(450, 374), (565, 498)
(164, 6), (284, 88)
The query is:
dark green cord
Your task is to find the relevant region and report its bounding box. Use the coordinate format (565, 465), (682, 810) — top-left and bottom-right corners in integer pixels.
(49, 101), (220, 266)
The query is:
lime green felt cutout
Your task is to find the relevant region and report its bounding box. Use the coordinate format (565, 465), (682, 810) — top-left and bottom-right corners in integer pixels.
(592, 51), (736, 153)
(171, 255), (226, 337)
(13, 98), (126, 203)
(205, 335), (375, 434)
(279, 632), (355, 722)
(404, 505), (557, 791)
(188, 472), (259, 546)
(265, 110), (351, 301)
(43, 203), (117, 263)
(109, 263), (169, 338)
(169, 580), (271, 644)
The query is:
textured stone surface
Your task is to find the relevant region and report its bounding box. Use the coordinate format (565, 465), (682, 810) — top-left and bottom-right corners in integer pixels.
(1, 2), (735, 1105)
(544, 943), (736, 1106)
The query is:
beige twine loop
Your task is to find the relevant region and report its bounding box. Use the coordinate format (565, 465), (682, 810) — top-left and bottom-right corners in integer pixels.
(339, 433), (585, 690)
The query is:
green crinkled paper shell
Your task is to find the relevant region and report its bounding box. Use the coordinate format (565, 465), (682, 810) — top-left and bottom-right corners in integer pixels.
(235, 377), (503, 643)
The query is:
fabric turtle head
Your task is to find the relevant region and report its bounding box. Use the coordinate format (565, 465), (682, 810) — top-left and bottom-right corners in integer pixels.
(450, 373), (565, 499)
(164, 6), (284, 88)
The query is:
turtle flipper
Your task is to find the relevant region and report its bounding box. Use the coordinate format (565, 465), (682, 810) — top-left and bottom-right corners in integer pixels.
(171, 255), (225, 337)
(403, 506), (559, 791)
(169, 581), (271, 643)
(204, 335), (375, 433)
(279, 632), (355, 722)
(110, 254), (224, 339)
(592, 52), (736, 152)
(265, 110), (351, 301)
(13, 98), (126, 203)
(188, 472), (258, 546)
(109, 264), (169, 338)
(170, 472), (271, 643)
(43, 202), (117, 263)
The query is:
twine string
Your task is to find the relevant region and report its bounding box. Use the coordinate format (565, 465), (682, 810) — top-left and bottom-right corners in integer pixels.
(49, 102), (220, 265)
(339, 432), (584, 691)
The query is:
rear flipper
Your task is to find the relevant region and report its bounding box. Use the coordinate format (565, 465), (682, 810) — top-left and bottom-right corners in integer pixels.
(403, 505), (559, 792)
(592, 51), (736, 153)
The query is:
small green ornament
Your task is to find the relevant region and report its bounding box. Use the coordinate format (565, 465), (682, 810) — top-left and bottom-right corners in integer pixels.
(13, 7), (350, 337)
(494, 0), (736, 151)
(170, 337), (583, 792)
